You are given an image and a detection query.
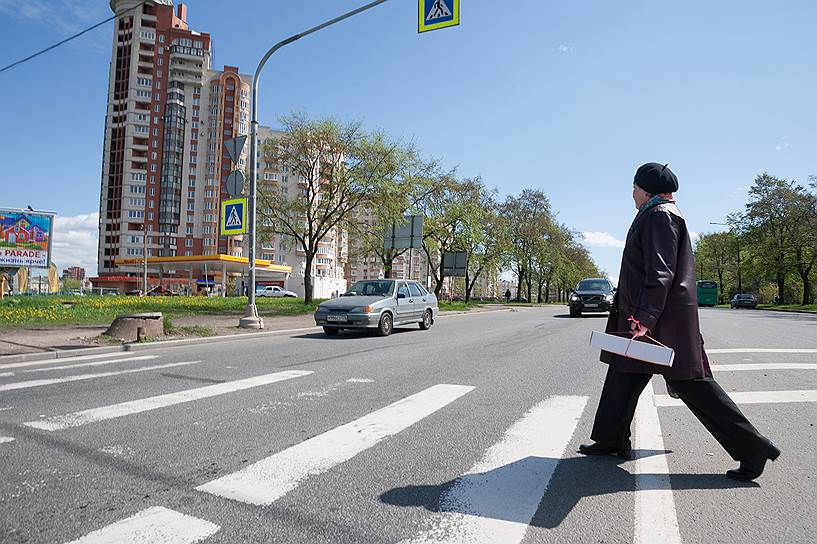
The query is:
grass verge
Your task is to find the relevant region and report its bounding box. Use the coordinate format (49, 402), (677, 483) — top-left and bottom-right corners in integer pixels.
(757, 304), (817, 313)
(0, 295), (323, 329)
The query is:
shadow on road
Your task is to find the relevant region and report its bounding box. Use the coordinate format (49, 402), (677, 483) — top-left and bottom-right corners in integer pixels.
(553, 314), (609, 319)
(380, 454), (757, 528)
(294, 328), (418, 340)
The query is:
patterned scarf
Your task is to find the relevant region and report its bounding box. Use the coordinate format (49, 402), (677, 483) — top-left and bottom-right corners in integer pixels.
(637, 194), (675, 219)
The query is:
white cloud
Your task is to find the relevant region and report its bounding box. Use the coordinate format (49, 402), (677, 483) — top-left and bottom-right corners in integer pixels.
(557, 44), (575, 53)
(51, 212), (99, 276)
(582, 231), (625, 248)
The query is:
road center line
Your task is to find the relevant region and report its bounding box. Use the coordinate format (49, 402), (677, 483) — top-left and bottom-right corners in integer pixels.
(22, 355), (159, 373)
(711, 363), (817, 372)
(633, 379), (682, 544)
(25, 370), (313, 431)
(655, 389), (817, 407)
(63, 506), (219, 544)
(398, 395), (588, 544)
(0, 361), (200, 393)
(707, 348), (817, 354)
(196, 383), (475, 506)
(0, 351), (142, 370)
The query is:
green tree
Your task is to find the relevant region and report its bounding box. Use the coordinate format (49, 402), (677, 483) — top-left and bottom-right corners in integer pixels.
(257, 114), (399, 303)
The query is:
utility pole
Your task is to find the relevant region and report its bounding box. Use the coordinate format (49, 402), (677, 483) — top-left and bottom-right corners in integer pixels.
(141, 223), (148, 295)
(240, 0), (391, 329)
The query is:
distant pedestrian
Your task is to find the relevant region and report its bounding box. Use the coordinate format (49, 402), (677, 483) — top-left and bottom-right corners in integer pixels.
(579, 162), (779, 481)
(504, 288), (512, 303)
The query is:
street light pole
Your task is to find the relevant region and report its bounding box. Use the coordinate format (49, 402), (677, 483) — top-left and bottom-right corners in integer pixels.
(239, 0), (391, 329)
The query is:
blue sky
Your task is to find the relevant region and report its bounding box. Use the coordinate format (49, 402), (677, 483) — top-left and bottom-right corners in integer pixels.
(1, 0), (815, 278)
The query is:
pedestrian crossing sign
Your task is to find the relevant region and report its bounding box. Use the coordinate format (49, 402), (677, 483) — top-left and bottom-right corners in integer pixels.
(418, 0), (459, 33)
(221, 198), (247, 236)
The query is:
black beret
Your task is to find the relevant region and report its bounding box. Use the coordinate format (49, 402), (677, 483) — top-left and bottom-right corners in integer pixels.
(634, 162), (679, 194)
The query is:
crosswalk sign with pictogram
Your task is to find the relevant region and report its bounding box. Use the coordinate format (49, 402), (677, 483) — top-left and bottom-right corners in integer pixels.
(221, 198), (247, 236)
(418, 0), (459, 33)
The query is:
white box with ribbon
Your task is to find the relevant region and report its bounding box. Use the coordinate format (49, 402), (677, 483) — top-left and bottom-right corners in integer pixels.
(589, 330), (675, 367)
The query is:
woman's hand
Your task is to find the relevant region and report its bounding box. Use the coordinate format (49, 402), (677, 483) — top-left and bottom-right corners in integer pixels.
(628, 316), (649, 338)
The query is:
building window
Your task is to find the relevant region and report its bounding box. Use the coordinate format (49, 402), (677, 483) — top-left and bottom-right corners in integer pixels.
(185, 239), (193, 247)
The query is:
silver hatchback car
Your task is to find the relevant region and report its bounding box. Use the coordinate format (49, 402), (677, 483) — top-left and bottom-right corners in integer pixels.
(314, 279), (438, 336)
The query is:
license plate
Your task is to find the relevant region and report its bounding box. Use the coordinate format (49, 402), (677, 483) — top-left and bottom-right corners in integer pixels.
(327, 314), (348, 322)
(584, 303), (598, 307)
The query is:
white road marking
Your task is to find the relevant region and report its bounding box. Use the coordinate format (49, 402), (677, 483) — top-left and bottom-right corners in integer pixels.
(655, 389), (817, 407)
(708, 348), (817, 354)
(0, 361), (200, 393)
(197, 383), (475, 505)
(25, 370), (313, 431)
(0, 351), (141, 370)
(22, 355), (159, 373)
(0, 436), (14, 444)
(633, 380), (682, 544)
(399, 395), (588, 544)
(711, 363), (817, 372)
(63, 506), (219, 544)
(346, 378), (374, 383)
(0, 372), (14, 377)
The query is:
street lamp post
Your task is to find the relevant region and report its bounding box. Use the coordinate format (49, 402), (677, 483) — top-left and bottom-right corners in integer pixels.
(239, 0), (391, 329)
(710, 221), (742, 294)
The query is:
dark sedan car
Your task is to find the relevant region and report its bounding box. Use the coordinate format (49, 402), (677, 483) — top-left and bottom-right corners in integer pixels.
(730, 293), (758, 309)
(569, 278), (615, 317)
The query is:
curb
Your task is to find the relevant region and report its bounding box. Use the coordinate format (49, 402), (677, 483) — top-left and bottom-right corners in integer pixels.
(0, 308), (514, 365)
(757, 307), (817, 315)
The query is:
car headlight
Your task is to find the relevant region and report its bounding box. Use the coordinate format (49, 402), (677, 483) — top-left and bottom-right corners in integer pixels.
(351, 305), (375, 313)
(605, 294), (614, 302)
(570, 294), (579, 302)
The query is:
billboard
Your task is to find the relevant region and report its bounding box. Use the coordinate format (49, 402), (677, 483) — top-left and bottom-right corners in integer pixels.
(0, 209), (55, 268)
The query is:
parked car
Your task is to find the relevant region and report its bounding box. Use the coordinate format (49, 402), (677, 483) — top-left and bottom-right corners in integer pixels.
(569, 277), (615, 317)
(730, 293), (758, 309)
(257, 285), (297, 298)
(314, 279), (438, 336)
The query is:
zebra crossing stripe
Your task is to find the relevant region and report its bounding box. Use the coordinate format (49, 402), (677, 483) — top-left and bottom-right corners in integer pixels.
(708, 348), (817, 354)
(23, 355), (159, 373)
(711, 363), (817, 372)
(0, 361), (201, 393)
(63, 506), (219, 544)
(398, 395), (588, 544)
(196, 383), (475, 506)
(0, 351), (141, 370)
(25, 370), (313, 431)
(633, 380), (682, 544)
(0, 436), (14, 444)
(654, 389), (817, 407)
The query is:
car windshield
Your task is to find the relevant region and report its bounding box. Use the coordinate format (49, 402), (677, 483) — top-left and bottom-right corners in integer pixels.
(577, 280), (610, 291)
(344, 280), (394, 297)
(738, 294), (754, 300)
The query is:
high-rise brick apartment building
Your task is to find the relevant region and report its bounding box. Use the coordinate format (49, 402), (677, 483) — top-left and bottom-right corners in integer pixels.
(95, 0), (252, 291)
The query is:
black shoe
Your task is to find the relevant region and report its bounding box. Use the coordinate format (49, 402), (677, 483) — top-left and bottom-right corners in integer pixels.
(726, 444), (781, 481)
(579, 442), (633, 460)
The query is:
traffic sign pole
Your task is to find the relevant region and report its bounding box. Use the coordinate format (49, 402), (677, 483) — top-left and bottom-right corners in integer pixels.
(239, 0), (391, 329)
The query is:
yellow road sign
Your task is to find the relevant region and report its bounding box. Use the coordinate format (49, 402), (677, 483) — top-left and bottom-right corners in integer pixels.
(419, 0), (459, 33)
(221, 198), (247, 236)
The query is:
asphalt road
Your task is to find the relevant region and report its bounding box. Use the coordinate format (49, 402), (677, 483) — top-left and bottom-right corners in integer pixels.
(0, 307), (815, 544)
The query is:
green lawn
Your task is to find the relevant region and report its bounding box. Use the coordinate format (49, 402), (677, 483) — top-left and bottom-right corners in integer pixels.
(0, 295), (323, 329)
(757, 304), (817, 313)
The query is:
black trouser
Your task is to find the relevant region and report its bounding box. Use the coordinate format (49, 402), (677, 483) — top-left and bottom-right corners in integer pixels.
(590, 365), (772, 461)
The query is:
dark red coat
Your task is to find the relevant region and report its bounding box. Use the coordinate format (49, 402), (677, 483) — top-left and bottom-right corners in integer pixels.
(600, 202), (713, 381)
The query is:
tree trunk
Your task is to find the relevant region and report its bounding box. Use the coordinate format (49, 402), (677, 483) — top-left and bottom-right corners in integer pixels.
(800, 269), (813, 306)
(515, 267), (525, 300)
(545, 280), (551, 303)
(464, 271), (471, 303)
(777, 274), (785, 305)
(303, 253), (314, 304)
(717, 269), (724, 304)
(537, 281), (544, 303)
